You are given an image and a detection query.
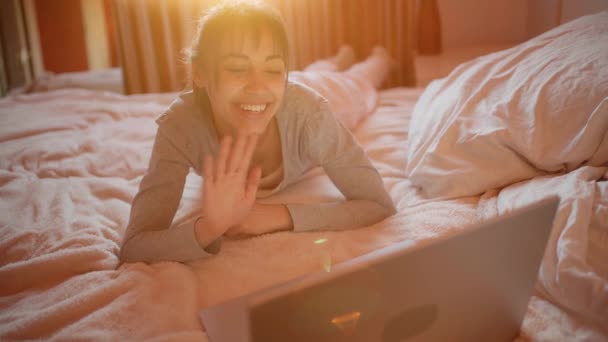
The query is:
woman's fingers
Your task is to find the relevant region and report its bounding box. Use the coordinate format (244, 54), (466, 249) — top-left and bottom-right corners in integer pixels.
(213, 133), (258, 183)
(203, 154), (214, 182)
(245, 166), (262, 200)
(216, 135), (232, 176)
(228, 134), (248, 172)
(240, 134), (259, 172)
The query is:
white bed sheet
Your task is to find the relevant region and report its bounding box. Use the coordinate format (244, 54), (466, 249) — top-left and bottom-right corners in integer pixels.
(0, 88), (605, 341)
(12, 68), (124, 95)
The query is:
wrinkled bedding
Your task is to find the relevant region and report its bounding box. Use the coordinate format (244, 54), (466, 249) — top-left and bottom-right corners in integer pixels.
(407, 12), (608, 200)
(405, 12), (608, 332)
(0, 88), (606, 341)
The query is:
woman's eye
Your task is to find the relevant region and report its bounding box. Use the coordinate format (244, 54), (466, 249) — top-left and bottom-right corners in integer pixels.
(226, 68), (247, 73)
(224, 63), (248, 73)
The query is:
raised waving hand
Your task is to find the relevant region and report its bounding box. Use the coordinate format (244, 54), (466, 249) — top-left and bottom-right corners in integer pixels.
(195, 134), (262, 246)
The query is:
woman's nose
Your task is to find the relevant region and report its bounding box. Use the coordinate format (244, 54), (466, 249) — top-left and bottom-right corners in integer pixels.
(244, 70), (266, 92)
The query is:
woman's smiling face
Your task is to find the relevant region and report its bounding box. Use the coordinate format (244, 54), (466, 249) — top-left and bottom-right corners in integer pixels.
(197, 26), (287, 138)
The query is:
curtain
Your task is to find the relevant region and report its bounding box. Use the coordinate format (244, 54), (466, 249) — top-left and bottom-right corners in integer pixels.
(112, 0), (416, 94)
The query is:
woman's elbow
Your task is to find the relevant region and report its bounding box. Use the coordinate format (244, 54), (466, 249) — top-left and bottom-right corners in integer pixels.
(382, 201), (397, 219)
(369, 200), (397, 225)
(118, 237), (139, 264)
(387, 203), (397, 216)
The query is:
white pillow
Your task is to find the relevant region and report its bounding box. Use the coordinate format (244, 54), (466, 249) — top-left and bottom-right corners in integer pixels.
(406, 12), (608, 199)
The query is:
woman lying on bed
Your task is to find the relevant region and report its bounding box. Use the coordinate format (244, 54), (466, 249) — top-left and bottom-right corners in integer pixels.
(120, 0), (396, 264)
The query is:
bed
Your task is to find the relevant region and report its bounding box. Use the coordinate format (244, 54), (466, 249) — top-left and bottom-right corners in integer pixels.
(1, 9), (607, 342)
(11, 68), (125, 95)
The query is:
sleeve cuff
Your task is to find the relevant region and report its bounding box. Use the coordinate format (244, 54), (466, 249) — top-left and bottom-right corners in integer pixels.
(174, 216), (222, 257)
(203, 235), (222, 254)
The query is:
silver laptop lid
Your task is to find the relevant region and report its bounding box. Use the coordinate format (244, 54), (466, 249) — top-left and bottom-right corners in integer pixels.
(203, 197), (559, 342)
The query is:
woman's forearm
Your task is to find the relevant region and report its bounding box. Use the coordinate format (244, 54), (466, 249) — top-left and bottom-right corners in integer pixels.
(121, 217), (219, 263)
(225, 203), (293, 237)
(261, 203), (294, 232)
(287, 199), (395, 232)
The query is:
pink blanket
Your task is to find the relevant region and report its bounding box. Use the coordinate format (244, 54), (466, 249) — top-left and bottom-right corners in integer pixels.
(0, 88), (605, 340)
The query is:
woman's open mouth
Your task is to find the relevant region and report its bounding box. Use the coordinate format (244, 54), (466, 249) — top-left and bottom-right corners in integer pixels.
(237, 103), (269, 117)
(240, 103), (267, 112)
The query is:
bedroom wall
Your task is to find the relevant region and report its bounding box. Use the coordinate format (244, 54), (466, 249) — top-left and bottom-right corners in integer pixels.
(436, 0), (608, 49)
(27, 0), (118, 74)
(0, 0), (34, 94)
(525, 0), (608, 39)
(414, 0), (607, 86)
(561, 0), (608, 22)
(22, 0), (608, 76)
(436, 0), (529, 48)
(526, 0), (561, 39)
(34, 0), (89, 73)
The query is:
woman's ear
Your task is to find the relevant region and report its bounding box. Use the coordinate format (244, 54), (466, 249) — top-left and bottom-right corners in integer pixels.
(192, 63), (207, 89)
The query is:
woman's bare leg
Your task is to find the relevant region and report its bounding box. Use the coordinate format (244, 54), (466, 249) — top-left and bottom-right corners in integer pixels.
(303, 45), (356, 72)
(343, 46), (393, 89)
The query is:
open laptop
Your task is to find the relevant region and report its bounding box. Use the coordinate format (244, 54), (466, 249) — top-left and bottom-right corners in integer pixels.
(200, 196), (559, 342)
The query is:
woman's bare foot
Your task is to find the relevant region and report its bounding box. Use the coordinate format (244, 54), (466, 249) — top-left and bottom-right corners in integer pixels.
(371, 46), (398, 71)
(332, 45), (356, 71)
(344, 46), (394, 88)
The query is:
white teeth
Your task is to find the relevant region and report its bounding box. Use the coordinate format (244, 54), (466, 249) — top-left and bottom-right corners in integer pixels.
(240, 104), (267, 112)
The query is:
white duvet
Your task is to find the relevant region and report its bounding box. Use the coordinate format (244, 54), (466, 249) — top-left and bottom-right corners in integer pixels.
(407, 12), (608, 331)
(407, 12), (608, 199)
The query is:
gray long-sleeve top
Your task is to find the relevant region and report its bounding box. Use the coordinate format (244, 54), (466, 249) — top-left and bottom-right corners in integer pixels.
(120, 81), (396, 263)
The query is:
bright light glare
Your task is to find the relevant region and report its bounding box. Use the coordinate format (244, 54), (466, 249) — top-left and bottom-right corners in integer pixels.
(331, 311), (361, 335)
